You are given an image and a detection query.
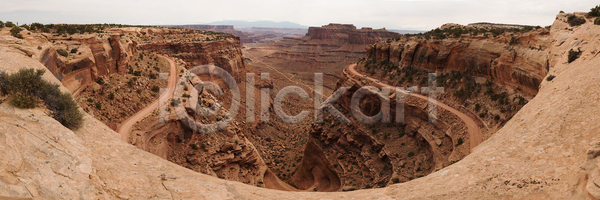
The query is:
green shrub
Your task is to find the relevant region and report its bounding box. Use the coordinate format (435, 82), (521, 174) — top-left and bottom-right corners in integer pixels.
(5, 21), (15, 27)
(0, 21), (4, 28)
(589, 5), (600, 17)
(568, 49), (581, 63)
(149, 73), (156, 79)
(546, 75), (556, 81)
(398, 131), (405, 138)
(70, 48), (78, 54)
(456, 137), (463, 146)
(57, 49), (69, 57)
(10, 26), (23, 39)
(133, 70), (142, 76)
(494, 115), (500, 121)
(108, 92), (115, 100)
(509, 37), (519, 45)
(9, 93), (36, 108)
(87, 98), (93, 103)
(136, 89), (141, 94)
(95, 102), (101, 109)
(407, 151), (415, 157)
(0, 69), (82, 129)
(567, 15), (586, 26)
(190, 143), (199, 150)
(95, 77), (104, 85)
(152, 85), (160, 93)
(595, 17), (600, 25)
(365, 184), (372, 189)
(392, 178), (400, 184)
(171, 98), (181, 106)
(46, 92), (83, 129)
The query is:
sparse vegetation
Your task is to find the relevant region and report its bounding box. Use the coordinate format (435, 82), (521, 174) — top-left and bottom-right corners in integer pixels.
(567, 14), (586, 26)
(595, 17), (600, 25)
(5, 21), (15, 27)
(10, 26), (23, 39)
(152, 85), (160, 93)
(398, 131), (405, 138)
(57, 49), (69, 57)
(456, 137), (464, 146)
(509, 36), (519, 45)
(0, 69), (83, 129)
(95, 77), (105, 85)
(589, 5), (600, 17)
(171, 98), (181, 106)
(568, 49), (581, 63)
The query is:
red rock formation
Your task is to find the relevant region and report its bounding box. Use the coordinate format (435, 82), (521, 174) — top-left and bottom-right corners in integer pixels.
(304, 23), (401, 53)
(139, 37), (247, 79)
(366, 30), (550, 93)
(289, 138), (341, 192)
(39, 34), (136, 96)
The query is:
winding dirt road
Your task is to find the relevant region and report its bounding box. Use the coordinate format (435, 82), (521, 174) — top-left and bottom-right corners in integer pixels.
(116, 55), (178, 142)
(347, 64), (483, 151)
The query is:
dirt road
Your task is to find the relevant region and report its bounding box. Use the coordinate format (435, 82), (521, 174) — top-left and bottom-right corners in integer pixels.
(347, 64), (483, 151)
(116, 55), (178, 142)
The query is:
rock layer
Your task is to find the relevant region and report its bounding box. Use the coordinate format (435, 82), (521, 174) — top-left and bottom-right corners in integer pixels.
(39, 34), (136, 96)
(366, 29), (550, 93)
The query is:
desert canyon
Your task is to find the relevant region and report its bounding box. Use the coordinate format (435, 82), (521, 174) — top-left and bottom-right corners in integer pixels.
(0, 7), (599, 200)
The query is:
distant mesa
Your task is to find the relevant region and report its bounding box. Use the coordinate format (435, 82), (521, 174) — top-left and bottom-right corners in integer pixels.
(207, 20), (309, 29)
(440, 22), (541, 30)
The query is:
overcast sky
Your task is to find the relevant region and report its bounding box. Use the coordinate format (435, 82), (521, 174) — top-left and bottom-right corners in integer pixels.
(0, 0), (598, 31)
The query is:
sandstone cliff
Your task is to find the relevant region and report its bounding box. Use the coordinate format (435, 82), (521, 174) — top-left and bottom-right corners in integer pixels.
(366, 27), (549, 93)
(140, 37), (247, 79)
(0, 28), (137, 97)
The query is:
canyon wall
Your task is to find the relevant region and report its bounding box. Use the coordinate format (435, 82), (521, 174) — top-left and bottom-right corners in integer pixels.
(139, 37), (247, 78)
(164, 25), (243, 36)
(303, 23), (401, 53)
(366, 29), (550, 93)
(39, 34), (136, 96)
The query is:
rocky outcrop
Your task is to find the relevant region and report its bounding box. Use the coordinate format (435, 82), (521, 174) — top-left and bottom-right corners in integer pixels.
(304, 23), (401, 53)
(582, 141), (600, 199)
(289, 138), (342, 191)
(366, 29), (550, 93)
(139, 38), (246, 78)
(39, 34), (136, 96)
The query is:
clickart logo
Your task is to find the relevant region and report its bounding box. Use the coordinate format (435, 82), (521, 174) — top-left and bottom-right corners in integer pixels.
(159, 65), (443, 134)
